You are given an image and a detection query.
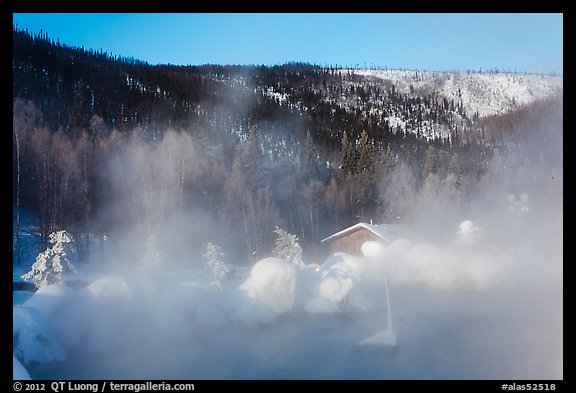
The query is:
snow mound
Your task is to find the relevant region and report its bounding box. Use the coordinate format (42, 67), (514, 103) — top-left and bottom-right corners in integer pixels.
(73, 276), (145, 354)
(320, 253), (368, 281)
(318, 275), (354, 304)
(387, 238), (414, 255)
(239, 257), (297, 316)
(306, 253), (376, 314)
(380, 237), (510, 290)
(85, 275), (133, 299)
(13, 284), (80, 365)
(13, 355), (31, 380)
(361, 240), (387, 257)
(13, 306), (65, 365)
(23, 283), (77, 316)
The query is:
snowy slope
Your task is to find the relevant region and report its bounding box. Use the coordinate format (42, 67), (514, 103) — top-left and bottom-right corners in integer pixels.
(255, 67), (562, 141)
(352, 69), (562, 118)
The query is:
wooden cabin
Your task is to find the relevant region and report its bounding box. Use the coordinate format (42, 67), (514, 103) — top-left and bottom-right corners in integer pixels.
(320, 223), (400, 256)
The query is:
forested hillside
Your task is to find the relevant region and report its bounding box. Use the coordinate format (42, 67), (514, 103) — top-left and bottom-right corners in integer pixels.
(12, 27), (563, 264)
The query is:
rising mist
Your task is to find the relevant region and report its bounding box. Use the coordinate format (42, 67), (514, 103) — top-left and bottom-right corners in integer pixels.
(13, 40), (562, 379)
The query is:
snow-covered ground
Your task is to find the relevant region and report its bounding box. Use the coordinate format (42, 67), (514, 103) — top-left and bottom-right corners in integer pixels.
(351, 69), (563, 118)
(13, 218), (562, 380)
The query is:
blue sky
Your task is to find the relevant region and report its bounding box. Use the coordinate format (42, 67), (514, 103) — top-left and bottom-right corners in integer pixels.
(13, 13), (563, 74)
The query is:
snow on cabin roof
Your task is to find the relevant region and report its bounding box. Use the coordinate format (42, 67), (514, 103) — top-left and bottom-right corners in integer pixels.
(320, 223), (401, 244)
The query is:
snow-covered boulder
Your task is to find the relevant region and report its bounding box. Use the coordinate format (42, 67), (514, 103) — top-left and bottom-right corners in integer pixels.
(238, 257), (297, 317)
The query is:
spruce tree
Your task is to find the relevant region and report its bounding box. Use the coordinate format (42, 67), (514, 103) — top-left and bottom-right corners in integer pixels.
(21, 230), (75, 289)
(340, 131), (356, 179)
(273, 226), (304, 268)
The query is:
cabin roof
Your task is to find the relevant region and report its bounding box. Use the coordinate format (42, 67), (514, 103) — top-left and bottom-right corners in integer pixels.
(320, 222), (401, 244)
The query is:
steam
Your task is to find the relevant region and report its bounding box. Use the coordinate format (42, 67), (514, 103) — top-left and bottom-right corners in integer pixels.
(14, 86), (562, 380)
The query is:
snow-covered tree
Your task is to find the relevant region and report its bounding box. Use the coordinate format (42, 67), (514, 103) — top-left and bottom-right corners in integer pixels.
(203, 242), (228, 290)
(21, 230), (75, 289)
(273, 226), (304, 268)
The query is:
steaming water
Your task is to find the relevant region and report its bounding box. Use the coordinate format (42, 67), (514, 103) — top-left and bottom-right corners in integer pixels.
(22, 283), (561, 380)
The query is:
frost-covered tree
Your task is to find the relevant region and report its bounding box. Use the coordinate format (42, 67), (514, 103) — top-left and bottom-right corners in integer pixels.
(273, 226), (304, 268)
(21, 230), (75, 289)
(203, 242), (228, 290)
